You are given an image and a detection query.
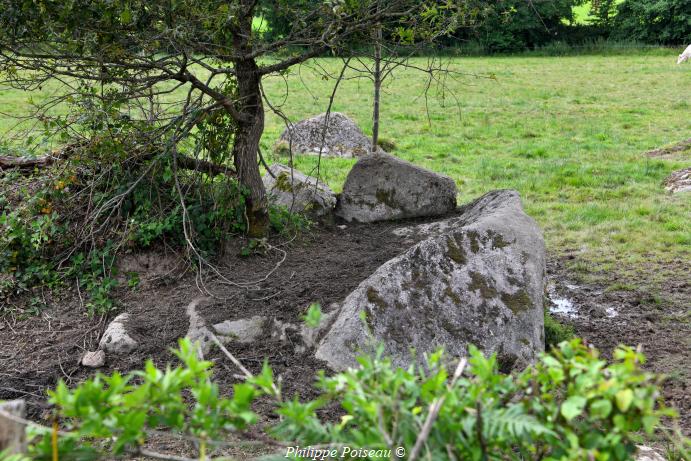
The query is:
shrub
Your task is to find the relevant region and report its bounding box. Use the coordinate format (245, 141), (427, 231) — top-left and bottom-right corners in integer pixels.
(17, 338), (684, 461)
(545, 311), (575, 349)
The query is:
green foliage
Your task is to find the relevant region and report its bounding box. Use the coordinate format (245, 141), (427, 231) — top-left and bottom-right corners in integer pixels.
(239, 238), (269, 257)
(302, 302), (323, 328)
(453, 0), (586, 53)
(21, 339), (684, 460)
(612, 0), (691, 45)
(276, 340), (678, 460)
(26, 339), (273, 459)
(545, 311), (575, 350)
(268, 203), (311, 236)
(0, 170), (71, 304)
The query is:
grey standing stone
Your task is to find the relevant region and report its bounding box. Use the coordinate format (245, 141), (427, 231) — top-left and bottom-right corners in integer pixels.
(317, 190), (545, 371)
(335, 153), (457, 223)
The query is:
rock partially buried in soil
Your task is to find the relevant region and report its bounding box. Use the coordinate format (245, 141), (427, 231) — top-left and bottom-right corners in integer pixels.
(213, 316), (266, 344)
(276, 112), (384, 158)
(635, 445), (667, 461)
(664, 167), (691, 193)
(99, 313), (138, 354)
(335, 153), (457, 223)
(81, 350), (105, 368)
(186, 298), (294, 357)
(263, 164), (336, 219)
(317, 190), (545, 371)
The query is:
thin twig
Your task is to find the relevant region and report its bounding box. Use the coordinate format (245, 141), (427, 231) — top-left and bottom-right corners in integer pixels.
(408, 357), (467, 461)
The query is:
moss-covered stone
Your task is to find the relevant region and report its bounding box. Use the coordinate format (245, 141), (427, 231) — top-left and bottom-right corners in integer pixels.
(466, 230), (481, 253)
(274, 171), (294, 193)
(366, 286), (388, 310)
(486, 229), (511, 250)
(443, 285), (462, 305)
(446, 235), (467, 264)
(375, 188), (398, 209)
(501, 289), (532, 314)
(468, 271), (498, 299)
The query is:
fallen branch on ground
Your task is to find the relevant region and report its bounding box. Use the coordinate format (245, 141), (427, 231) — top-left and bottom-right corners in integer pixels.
(0, 142), (235, 177)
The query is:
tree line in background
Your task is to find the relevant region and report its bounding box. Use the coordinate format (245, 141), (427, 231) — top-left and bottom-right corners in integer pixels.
(262, 0), (691, 53)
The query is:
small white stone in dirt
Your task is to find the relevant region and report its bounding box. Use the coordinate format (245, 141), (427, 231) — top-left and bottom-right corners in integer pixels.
(635, 445), (667, 461)
(99, 313), (138, 354)
(81, 350), (105, 368)
(338, 225), (347, 230)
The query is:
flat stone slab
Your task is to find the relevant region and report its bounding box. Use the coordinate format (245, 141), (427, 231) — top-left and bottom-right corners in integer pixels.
(213, 316), (266, 344)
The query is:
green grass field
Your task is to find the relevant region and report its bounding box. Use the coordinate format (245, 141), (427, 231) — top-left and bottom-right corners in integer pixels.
(1, 54), (689, 290)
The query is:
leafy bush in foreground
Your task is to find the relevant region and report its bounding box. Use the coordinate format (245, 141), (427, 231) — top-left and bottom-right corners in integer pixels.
(14, 339), (682, 461)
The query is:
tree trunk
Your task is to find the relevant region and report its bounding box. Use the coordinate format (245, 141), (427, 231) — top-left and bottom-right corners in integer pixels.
(372, 22), (383, 155)
(232, 67), (268, 239)
(231, 4), (269, 238)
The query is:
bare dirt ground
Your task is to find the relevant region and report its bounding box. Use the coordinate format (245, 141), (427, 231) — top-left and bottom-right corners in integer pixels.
(645, 138), (691, 159)
(547, 257), (691, 435)
(1, 214), (689, 458)
(0, 218), (422, 421)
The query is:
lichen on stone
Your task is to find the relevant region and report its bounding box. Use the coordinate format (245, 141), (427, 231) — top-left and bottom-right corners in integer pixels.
(366, 286), (388, 310)
(501, 289), (532, 314)
(466, 230), (482, 253)
(443, 285), (462, 305)
(274, 171), (294, 193)
(468, 271), (498, 299)
(446, 235), (467, 264)
(375, 188), (398, 209)
(486, 229), (511, 250)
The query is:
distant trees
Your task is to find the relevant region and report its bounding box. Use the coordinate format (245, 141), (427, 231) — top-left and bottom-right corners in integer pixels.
(612, 0), (691, 45)
(456, 0), (585, 53)
(258, 0), (689, 55)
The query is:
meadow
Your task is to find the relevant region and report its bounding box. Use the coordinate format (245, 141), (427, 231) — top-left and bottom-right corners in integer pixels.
(1, 54), (689, 292)
(262, 54), (689, 293)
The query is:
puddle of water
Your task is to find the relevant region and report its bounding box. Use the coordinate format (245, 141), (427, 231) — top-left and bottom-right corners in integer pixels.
(606, 307), (619, 318)
(547, 280), (619, 319)
(549, 296), (577, 317)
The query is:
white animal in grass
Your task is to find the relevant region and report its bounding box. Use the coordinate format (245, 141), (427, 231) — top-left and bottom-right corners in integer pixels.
(678, 44), (691, 64)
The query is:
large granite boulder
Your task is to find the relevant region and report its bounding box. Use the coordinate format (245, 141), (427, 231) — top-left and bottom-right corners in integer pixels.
(276, 113), (384, 158)
(263, 164), (336, 219)
(316, 190), (545, 371)
(335, 154), (457, 223)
